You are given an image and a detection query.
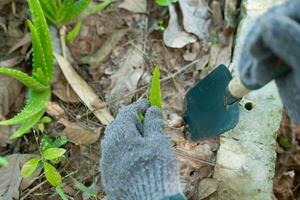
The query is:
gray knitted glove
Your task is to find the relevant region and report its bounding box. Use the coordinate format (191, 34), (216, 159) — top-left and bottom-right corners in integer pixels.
(100, 99), (185, 200)
(238, 0), (300, 123)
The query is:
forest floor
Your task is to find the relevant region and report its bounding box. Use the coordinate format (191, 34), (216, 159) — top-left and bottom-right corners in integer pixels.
(0, 0), (299, 199)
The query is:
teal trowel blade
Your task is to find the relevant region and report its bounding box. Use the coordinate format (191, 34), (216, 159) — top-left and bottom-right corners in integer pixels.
(183, 64), (239, 141)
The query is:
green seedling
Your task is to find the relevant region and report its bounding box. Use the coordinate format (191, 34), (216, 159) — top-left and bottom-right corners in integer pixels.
(38, 0), (92, 26)
(0, 156), (8, 167)
(278, 135), (292, 150)
(66, 21), (82, 44)
(85, 0), (112, 14)
(21, 135), (68, 189)
(139, 66), (162, 122)
(73, 179), (97, 197)
(0, 0), (53, 139)
(155, 0), (177, 6)
(149, 66), (162, 110)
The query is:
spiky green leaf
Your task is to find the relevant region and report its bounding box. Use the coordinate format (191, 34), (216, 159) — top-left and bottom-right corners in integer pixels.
(27, 20), (48, 84)
(28, 0), (54, 82)
(38, 0), (58, 24)
(0, 89), (51, 126)
(43, 148), (66, 160)
(21, 158), (41, 177)
(66, 21), (82, 44)
(149, 66), (162, 110)
(62, 0), (92, 24)
(43, 161), (62, 187)
(10, 108), (45, 139)
(0, 68), (48, 91)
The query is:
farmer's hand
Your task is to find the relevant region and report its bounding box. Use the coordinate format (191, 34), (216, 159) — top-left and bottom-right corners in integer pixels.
(239, 0), (300, 123)
(100, 99), (185, 200)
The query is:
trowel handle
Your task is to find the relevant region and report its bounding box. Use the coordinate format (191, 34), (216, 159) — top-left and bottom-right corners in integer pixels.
(228, 75), (250, 99)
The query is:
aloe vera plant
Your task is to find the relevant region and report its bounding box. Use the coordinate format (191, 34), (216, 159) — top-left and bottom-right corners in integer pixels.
(149, 66), (162, 110)
(0, 0), (53, 139)
(38, 0), (92, 25)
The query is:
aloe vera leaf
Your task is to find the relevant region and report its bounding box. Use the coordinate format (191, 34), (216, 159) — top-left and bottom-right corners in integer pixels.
(149, 66), (162, 110)
(0, 89), (51, 126)
(59, 0), (74, 24)
(28, 0), (54, 82)
(66, 21), (82, 44)
(38, 0), (57, 24)
(0, 68), (48, 91)
(10, 108), (45, 139)
(63, 0), (92, 24)
(27, 20), (48, 85)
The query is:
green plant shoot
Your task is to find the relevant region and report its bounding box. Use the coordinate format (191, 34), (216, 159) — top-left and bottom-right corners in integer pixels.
(149, 66), (162, 110)
(0, 0), (53, 139)
(21, 135), (68, 189)
(155, 0), (177, 6)
(66, 21), (82, 44)
(39, 0), (92, 25)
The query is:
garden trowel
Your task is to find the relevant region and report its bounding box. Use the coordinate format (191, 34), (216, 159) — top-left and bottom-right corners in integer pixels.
(183, 64), (290, 141)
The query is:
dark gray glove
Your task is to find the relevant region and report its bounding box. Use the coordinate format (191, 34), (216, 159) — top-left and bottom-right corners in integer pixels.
(100, 99), (185, 200)
(238, 0), (300, 123)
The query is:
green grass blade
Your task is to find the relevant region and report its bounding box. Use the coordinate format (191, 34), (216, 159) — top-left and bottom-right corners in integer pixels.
(0, 68), (48, 91)
(0, 89), (51, 126)
(27, 20), (48, 85)
(27, 0), (54, 82)
(10, 108), (45, 139)
(55, 186), (69, 200)
(86, 0), (111, 14)
(66, 21), (82, 44)
(149, 66), (162, 110)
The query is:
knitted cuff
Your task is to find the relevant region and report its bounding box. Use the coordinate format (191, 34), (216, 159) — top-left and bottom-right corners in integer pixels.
(123, 162), (183, 200)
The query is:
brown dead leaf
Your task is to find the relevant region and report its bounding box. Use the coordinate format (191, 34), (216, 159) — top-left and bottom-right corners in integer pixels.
(106, 44), (145, 110)
(197, 178), (218, 199)
(80, 29), (127, 68)
(8, 33), (31, 55)
(163, 3), (197, 48)
(178, 0), (211, 41)
(57, 119), (101, 145)
(52, 74), (80, 103)
(46, 101), (67, 120)
(54, 53), (113, 125)
(0, 154), (35, 200)
(0, 56), (23, 68)
(119, 0), (147, 13)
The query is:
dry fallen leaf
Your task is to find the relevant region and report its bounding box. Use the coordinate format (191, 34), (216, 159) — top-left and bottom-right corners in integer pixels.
(119, 0), (147, 13)
(163, 3), (197, 48)
(178, 0), (211, 41)
(197, 178), (218, 199)
(52, 74), (80, 103)
(46, 101), (66, 120)
(107, 44), (144, 110)
(8, 33), (31, 54)
(80, 29), (127, 68)
(0, 154), (35, 200)
(54, 53), (113, 125)
(57, 119), (101, 145)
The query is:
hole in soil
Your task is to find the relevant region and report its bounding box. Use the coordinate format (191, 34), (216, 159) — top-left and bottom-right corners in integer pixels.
(244, 102), (253, 111)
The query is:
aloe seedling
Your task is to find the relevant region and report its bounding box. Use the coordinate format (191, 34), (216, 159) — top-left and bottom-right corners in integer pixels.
(38, 0), (92, 26)
(149, 66), (162, 110)
(0, 0), (53, 139)
(155, 0), (177, 6)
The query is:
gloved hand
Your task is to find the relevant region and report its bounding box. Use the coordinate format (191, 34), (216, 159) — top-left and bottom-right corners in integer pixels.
(100, 99), (185, 200)
(238, 0), (300, 123)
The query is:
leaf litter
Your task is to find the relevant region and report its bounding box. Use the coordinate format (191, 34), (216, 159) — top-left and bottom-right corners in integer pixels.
(0, 0), (293, 199)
